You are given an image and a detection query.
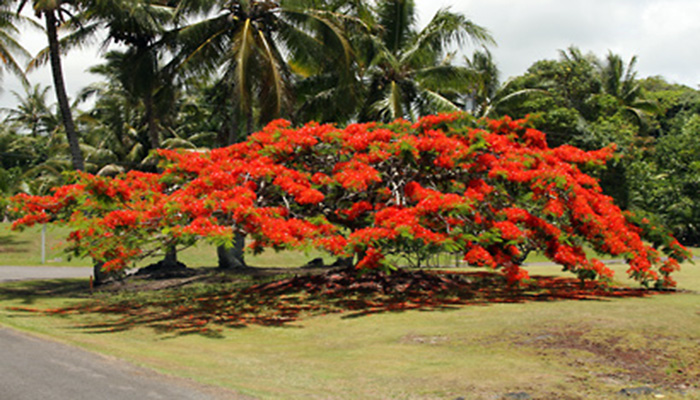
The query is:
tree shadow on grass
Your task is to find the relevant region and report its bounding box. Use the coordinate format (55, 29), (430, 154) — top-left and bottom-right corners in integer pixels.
(0, 278), (90, 305)
(3, 269), (675, 337)
(0, 234), (31, 253)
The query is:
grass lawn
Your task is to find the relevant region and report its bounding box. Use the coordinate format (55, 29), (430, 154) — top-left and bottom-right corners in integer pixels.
(0, 260), (698, 400)
(0, 222), (334, 268)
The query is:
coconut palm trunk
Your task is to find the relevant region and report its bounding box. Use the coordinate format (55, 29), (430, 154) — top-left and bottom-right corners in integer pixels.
(144, 89), (159, 150)
(44, 10), (84, 171)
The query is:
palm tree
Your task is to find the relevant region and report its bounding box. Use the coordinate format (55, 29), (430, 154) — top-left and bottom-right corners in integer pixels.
(284, 0), (369, 124)
(598, 52), (640, 103)
(169, 0), (355, 268)
(49, 0), (175, 153)
(356, 0), (494, 122)
(596, 51), (659, 130)
(88, 0), (176, 151)
(463, 48), (498, 114)
(77, 57), (149, 172)
(77, 53), (211, 172)
(463, 49), (548, 118)
(171, 0), (354, 143)
(19, 0), (85, 171)
(2, 83), (55, 136)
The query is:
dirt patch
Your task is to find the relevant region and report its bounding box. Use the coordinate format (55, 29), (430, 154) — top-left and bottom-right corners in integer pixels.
(515, 327), (700, 391)
(0, 246), (23, 253)
(400, 333), (450, 345)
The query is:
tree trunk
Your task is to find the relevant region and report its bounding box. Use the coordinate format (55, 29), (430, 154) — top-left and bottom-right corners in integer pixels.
(45, 11), (84, 171)
(217, 231), (247, 269)
(334, 256), (354, 269)
(225, 113), (239, 146)
(245, 106), (254, 139)
(216, 106), (254, 269)
(93, 261), (107, 286)
(163, 244), (178, 266)
(144, 90), (159, 150)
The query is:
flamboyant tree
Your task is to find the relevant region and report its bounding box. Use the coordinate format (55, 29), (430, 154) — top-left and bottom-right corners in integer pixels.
(10, 113), (689, 287)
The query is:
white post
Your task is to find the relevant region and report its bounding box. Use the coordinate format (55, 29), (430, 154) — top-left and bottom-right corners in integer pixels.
(41, 224), (46, 264)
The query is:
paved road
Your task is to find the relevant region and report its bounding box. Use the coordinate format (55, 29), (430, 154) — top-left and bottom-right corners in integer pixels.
(0, 327), (250, 400)
(0, 266), (92, 283)
(0, 267), (252, 400)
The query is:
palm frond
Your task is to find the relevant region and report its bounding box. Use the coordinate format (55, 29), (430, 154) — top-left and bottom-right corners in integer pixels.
(28, 21), (101, 70)
(411, 8), (493, 58)
(233, 17), (254, 111)
(415, 86), (461, 115)
(376, 0), (415, 53)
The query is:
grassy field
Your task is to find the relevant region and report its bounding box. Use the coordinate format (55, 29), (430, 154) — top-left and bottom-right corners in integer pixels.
(0, 222), (334, 268)
(0, 259), (698, 400)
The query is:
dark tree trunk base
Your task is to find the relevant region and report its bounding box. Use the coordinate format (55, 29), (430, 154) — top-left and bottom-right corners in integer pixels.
(93, 261), (108, 286)
(217, 232), (247, 269)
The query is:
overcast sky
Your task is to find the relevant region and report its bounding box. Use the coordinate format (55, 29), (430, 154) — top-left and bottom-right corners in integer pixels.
(417, 0), (700, 86)
(2, 0), (699, 108)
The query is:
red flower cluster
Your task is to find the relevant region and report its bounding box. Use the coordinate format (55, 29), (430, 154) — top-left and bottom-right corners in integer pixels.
(9, 113), (690, 287)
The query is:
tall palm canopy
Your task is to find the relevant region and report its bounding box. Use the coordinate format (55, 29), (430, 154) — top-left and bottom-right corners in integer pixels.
(357, 0), (494, 122)
(93, 0), (176, 151)
(171, 0), (354, 143)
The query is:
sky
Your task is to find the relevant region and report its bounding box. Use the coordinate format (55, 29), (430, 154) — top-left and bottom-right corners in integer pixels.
(1, 0), (699, 109)
(416, 0), (700, 86)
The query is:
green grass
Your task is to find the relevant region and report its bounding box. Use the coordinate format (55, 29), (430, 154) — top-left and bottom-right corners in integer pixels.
(0, 223), (87, 267)
(0, 262), (698, 399)
(0, 222), (335, 268)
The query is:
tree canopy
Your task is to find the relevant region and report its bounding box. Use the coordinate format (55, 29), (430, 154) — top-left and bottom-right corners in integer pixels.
(10, 113), (690, 287)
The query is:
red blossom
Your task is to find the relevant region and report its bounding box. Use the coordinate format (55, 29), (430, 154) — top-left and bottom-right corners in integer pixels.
(356, 248), (385, 270)
(464, 246), (496, 268)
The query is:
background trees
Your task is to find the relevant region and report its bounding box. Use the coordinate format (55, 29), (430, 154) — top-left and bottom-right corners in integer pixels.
(355, 0), (493, 122)
(627, 79), (700, 245)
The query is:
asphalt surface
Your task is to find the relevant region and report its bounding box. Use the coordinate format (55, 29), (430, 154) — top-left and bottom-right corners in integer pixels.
(0, 267), (251, 400)
(0, 327), (247, 400)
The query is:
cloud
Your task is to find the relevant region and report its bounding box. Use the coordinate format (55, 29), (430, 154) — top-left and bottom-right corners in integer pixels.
(417, 0), (700, 86)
